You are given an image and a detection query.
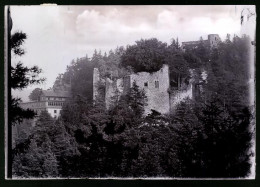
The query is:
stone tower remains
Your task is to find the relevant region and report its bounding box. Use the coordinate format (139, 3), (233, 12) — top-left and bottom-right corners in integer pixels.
(93, 64), (194, 115)
(93, 68), (100, 101)
(93, 64), (193, 115)
(127, 64), (170, 115)
(208, 34), (221, 48)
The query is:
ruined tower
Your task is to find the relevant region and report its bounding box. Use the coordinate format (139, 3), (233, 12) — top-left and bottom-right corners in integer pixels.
(102, 65), (170, 115)
(129, 64), (170, 115)
(93, 64), (194, 116)
(208, 34), (221, 48)
(93, 68), (100, 101)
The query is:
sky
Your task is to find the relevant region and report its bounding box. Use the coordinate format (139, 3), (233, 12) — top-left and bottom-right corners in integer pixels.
(10, 5), (255, 91)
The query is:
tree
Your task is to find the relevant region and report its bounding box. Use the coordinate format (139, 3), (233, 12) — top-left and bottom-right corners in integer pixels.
(197, 100), (252, 177)
(62, 57), (94, 101)
(99, 47), (125, 79)
(168, 98), (253, 178)
(125, 81), (148, 123)
(28, 88), (42, 101)
(205, 35), (251, 111)
(13, 136), (59, 178)
(11, 31), (27, 56)
(121, 38), (167, 73)
(166, 48), (190, 88)
(108, 81), (148, 129)
(12, 112), (58, 177)
(11, 62), (45, 90)
(9, 27), (45, 177)
(57, 79), (149, 177)
(166, 100), (203, 177)
(13, 110), (80, 177)
(10, 31), (45, 125)
(10, 97), (35, 125)
(168, 35), (253, 177)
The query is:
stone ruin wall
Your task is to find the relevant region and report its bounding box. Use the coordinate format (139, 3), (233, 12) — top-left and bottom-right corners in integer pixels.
(100, 65), (170, 114)
(129, 64), (170, 115)
(105, 77), (124, 109)
(93, 68), (100, 101)
(208, 34), (221, 48)
(94, 64), (194, 115)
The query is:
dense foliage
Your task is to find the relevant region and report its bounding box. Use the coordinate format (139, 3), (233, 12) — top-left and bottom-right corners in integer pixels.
(10, 31), (45, 125)
(121, 38), (190, 80)
(121, 38), (167, 73)
(13, 35), (254, 178)
(28, 88), (42, 101)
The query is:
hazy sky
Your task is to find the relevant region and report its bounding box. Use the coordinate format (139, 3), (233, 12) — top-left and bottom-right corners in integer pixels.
(10, 5), (255, 89)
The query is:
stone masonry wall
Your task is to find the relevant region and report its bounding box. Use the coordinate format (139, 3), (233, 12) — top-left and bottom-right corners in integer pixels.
(129, 64), (170, 115)
(208, 34), (221, 48)
(103, 65), (170, 115)
(93, 68), (100, 101)
(105, 77), (124, 109)
(95, 64), (194, 115)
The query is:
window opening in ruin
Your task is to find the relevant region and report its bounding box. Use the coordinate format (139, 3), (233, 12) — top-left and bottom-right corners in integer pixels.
(54, 110), (57, 113)
(144, 82), (148, 87)
(155, 81), (159, 88)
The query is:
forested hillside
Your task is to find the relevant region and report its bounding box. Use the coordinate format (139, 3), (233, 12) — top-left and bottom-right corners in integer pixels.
(12, 35), (254, 178)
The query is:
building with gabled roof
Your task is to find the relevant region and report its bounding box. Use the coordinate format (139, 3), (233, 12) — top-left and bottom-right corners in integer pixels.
(181, 34), (221, 51)
(20, 89), (71, 118)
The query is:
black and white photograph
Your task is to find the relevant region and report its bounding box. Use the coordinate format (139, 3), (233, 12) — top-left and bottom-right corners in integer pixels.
(5, 5), (256, 179)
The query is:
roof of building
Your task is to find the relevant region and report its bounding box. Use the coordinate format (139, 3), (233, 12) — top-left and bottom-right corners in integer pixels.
(41, 90), (71, 98)
(182, 40), (208, 45)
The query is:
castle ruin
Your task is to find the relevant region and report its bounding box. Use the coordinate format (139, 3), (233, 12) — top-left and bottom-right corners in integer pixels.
(182, 34), (221, 51)
(93, 64), (193, 115)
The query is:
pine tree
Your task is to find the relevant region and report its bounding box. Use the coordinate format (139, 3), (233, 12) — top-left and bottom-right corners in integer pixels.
(10, 31), (45, 125)
(125, 81), (148, 125)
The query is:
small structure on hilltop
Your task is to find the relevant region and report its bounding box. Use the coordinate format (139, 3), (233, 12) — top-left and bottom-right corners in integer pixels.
(181, 34), (221, 51)
(93, 64), (193, 115)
